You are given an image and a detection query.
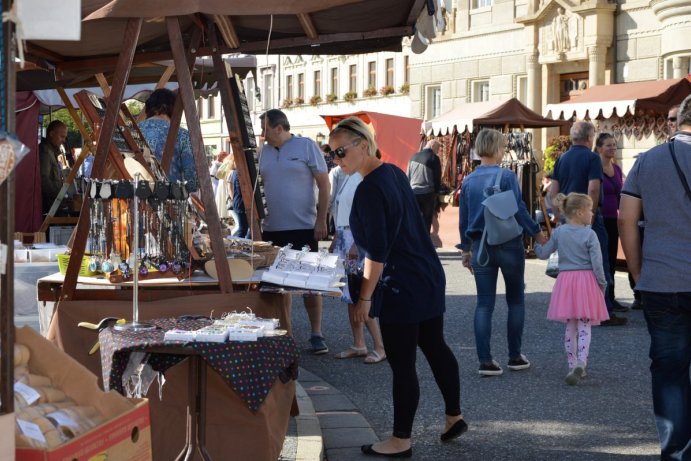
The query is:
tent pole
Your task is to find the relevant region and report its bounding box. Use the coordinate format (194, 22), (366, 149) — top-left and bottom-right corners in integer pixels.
(61, 18), (143, 301)
(167, 16), (233, 293)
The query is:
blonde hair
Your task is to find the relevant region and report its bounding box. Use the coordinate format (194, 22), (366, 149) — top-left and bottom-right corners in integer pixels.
(329, 117), (378, 157)
(553, 192), (592, 219)
(474, 129), (504, 158)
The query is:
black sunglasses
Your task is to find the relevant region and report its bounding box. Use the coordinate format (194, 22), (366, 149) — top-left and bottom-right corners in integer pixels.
(668, 117), (677, 122)
(328, 140), (360, 159)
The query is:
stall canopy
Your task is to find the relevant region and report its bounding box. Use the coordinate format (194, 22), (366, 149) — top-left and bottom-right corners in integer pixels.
(423, 98), (566, 136)
(25, 0), (427, 82)
(322, 111), (423, 172)
(545, 78), (691, 120)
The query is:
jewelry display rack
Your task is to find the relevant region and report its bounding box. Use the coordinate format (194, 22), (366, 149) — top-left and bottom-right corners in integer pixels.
(114, 173), (155, 331)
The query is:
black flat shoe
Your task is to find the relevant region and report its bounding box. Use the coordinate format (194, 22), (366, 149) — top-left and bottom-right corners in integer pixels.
(440, 419), (468, 442)
(361, 444), (413, 458)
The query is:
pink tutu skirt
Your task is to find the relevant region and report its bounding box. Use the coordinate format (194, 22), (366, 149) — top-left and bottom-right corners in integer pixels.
(548, 270), (609, 325)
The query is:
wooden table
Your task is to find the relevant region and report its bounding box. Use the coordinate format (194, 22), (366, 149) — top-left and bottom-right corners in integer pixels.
(45, 292), (296, 461)
(98, 318), (299, 461)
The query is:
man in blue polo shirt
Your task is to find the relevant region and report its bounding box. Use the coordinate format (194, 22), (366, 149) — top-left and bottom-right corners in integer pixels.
(550, 121), (627, 326)
(259, 109), (331, 354)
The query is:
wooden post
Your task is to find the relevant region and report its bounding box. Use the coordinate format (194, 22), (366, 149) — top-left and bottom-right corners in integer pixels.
(207, 21), (262, 240)
(61, 18), (143, 301)
(167, 16), (233, 293)
(0, 0), (16, 414)
(161, 28), (201, 173)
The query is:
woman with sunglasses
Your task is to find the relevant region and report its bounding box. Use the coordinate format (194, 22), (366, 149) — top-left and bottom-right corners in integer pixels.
(328, 117), (466, 458)
(595, 132), (628, 311)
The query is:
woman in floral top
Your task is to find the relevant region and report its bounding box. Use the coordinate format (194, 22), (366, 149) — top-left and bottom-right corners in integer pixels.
(139, 88), (198, 192)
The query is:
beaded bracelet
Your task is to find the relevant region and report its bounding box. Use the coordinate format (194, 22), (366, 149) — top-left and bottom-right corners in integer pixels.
(359, 298), (372, 302)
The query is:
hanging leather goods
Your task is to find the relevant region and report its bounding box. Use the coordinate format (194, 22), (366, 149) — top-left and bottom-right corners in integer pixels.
(114, 180), (134, 199)
(136, 180), (152, 199)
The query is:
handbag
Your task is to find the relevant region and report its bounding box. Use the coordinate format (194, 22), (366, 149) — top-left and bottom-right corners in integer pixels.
(476, 168), (523, 266)
(545, 251), (559, 278)
(346, 266), (384, 318)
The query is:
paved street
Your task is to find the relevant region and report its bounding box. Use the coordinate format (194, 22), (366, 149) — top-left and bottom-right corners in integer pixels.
(295, 251), (660, 461)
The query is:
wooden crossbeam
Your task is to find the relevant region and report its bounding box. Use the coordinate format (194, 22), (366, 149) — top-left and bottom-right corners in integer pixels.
(213, 15), (240, 49)
(161, 28), (201, 173)
(297, 13), (318, 40)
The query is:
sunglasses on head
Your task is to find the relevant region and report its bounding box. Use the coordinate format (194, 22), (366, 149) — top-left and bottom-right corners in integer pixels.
(328, 140), (360, 159)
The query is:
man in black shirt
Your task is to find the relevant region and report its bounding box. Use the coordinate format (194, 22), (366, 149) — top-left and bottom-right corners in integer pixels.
(407, 140), (441, 232)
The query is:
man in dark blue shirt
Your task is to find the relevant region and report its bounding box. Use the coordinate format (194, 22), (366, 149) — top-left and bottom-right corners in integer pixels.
(551, 121), (627, 326)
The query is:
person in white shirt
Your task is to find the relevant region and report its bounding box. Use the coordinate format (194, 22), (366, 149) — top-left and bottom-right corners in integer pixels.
(329, 165), (386, 364)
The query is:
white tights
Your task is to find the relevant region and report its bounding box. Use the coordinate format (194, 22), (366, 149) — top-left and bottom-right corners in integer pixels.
(564, 319), (591, 368)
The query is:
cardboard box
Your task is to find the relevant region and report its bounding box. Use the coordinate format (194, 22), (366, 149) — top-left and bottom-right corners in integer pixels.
(14, 326), (152, 461)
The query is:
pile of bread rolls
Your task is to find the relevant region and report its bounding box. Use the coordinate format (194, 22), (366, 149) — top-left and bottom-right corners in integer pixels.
(13, 343), (105, 449)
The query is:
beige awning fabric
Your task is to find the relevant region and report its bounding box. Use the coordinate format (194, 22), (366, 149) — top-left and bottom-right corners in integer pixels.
(423, 98), (566, 136)
(545, 78), (691, 120)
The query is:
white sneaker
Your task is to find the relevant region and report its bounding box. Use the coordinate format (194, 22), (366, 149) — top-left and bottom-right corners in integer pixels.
(565, 361), (586, 385)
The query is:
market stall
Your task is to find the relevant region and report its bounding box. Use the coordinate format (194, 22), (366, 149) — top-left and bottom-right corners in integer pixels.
(546, 78), (691, 171)
(321, 111), (423, 172)
(421, 98), (566, 248)
(0, 1), (430, 460)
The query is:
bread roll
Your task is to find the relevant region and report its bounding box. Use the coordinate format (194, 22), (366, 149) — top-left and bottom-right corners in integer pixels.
(14, 344), (30, 366)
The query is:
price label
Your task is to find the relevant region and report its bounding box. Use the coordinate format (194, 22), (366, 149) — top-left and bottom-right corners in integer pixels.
(47, 411), (78, 428)
(14, 381), (41, 406)
(17, 419), (47, 443)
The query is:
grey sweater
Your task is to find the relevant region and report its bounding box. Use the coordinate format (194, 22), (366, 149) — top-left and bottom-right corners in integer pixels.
(534, 224), (607, 290)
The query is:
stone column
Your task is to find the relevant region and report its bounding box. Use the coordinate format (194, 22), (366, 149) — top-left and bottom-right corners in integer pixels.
(672, 56), (689, 79)
(588, 45), (606, 87)
(526, 51), (544, 155)
(526, 51), (541, 112)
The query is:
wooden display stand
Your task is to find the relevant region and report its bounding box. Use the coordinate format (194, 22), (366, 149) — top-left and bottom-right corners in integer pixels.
(44, 17), (294, 461)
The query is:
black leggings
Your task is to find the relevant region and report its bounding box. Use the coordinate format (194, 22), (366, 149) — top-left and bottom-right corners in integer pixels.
(380, 315), (461, 439)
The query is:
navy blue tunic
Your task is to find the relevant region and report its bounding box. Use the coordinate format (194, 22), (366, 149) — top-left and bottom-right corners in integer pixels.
(350, 163), (446, 325)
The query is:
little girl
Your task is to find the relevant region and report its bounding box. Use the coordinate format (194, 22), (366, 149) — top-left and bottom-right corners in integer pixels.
(534, 192), (609, 385)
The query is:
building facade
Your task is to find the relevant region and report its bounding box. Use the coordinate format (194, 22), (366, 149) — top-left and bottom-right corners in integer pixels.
(194, 0), (689, 165)
(247, 52), (414, 142)
(408, 0), (690, 165)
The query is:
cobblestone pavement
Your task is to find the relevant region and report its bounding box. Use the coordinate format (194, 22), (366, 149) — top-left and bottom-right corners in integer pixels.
(296, 252), (660, 461)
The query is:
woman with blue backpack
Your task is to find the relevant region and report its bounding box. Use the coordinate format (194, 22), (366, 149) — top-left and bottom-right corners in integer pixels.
(459, 129), (547, 376)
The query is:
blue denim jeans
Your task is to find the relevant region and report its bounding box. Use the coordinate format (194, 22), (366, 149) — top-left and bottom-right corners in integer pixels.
(470, 236), (526, 364)
(641, 291), (691, 461)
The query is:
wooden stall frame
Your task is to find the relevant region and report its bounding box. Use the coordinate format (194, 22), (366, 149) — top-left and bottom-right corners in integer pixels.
(0, 0), (15, 417)
(59, 18), (240, 301)
(207, 20), (263, 240)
